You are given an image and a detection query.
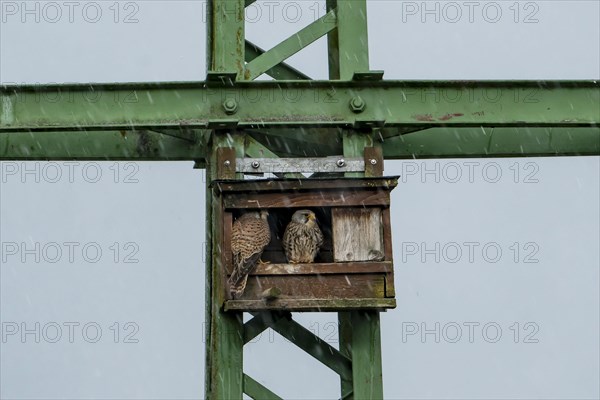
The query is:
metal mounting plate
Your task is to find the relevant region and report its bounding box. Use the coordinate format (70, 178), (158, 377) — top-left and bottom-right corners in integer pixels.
(236, 156), (364, 174)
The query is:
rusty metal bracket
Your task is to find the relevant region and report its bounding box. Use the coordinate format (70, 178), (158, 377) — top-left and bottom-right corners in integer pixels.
(216, 147), (237, 180)
(364, 147), (384, 177)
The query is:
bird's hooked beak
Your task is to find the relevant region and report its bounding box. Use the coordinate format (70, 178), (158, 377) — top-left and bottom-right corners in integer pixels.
(307, 212), (317, 225)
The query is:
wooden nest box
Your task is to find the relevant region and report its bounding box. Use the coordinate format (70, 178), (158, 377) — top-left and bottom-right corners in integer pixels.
(213, 176), (398, 312)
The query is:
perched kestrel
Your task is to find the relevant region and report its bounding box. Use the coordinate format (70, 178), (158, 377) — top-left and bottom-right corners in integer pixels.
(228, 211), (271, 299)
(283, 210), (324, 263)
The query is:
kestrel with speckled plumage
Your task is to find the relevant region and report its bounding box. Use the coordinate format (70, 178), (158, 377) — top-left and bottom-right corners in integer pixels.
(283, 210), (324, 263)
(228, 210), (271, 299)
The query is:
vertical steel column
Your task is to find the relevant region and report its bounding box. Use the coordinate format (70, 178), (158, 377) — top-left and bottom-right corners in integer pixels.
(205, 133), (245, 399)
(207, 0), (246, 77)
(205, 1), (246, 398)
(349, 311), (384, 399)
(327, 0), (370, 80)
(333, 2), (384, 398)
(325, 0), (341, 80)
(205, 1), (385, 398)
(339, 129), (385, 399)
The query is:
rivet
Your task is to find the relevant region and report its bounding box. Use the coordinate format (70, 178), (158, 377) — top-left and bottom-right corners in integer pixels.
(224, 160), (231, 167)
(337, 159), (346, 167)
(370, 159), (377, 165)
(251, 161), (260, 169)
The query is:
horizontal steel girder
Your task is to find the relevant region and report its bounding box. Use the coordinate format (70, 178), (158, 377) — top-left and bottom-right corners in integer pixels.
(0, 130), (207, 160)
(0, 81), (598, 132)
(1, 127), (597, 161)
(383, 126), (600, 158)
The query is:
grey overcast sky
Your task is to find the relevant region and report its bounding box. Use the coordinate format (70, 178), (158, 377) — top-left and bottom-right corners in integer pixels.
(0, 1), (599, 399)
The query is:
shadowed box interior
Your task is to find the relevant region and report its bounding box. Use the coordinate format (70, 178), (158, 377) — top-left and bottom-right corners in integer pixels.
(213, 177), (399, 312)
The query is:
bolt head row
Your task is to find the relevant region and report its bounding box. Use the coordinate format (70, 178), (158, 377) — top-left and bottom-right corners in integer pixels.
(225, 96), (367, 115)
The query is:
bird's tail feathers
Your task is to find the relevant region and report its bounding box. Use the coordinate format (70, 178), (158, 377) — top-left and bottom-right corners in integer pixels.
(228, 273), (249, 299)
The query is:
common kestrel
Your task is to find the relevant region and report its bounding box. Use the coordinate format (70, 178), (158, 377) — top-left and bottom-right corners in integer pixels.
(228, 210), (271, 299)
(283, 210), (324, 263)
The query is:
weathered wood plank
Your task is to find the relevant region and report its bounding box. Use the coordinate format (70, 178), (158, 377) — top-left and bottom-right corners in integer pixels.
(214, 176), (399, 193)
(261, 287), (282, 299)
(239, 275), (386, 300)
(223, 190), (390, 209)
(223, 212), (233, 275)
(225, 298), (396, 311)
(245, 261), (392, 275)
(381, 207), (393, 262)
(382, 207), (395, 297)
(332, 208), (384, 262)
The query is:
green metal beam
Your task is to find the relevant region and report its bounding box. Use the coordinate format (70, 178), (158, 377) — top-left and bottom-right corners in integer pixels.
(243, 374), (283, 400)
(338, 312), (354, 399)
(208, 0), (245, 77)
(244, 132), (365, 160)
(1, 81), (597, 132)
(343, 130), (373, 178)
(0, 130), (206, 160)
(350, 311), (384, 399)
(246, 129), (341, 157)
(382, 127), (600, 158)
(205, 132), (245, 400)
(243, 313), (272, 344)
(326, 0), (340, 80)
(1, 127), (598, 160)
(338, 112), (385, 399)
(243, 311), (354, 382)
(264, 313), (353, 382)
(335, 0), (370, 80)
(244, 10), (337, 80)
(245, 41), (311, 80)
(205, 2), (247, 397)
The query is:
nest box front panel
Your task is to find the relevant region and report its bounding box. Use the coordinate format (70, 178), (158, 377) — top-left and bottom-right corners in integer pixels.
(215, 178), (398, 312)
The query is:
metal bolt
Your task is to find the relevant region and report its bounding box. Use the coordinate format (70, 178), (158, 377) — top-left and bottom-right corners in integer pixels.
(370, 159), (377, 165)
(222, 99), (238, 114)
(337, 158), (346, 167)
(349, 96), (366, 113)
(251, 161), (260, 169)
(223, 160), (231, 167)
